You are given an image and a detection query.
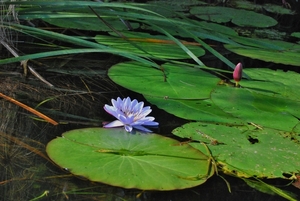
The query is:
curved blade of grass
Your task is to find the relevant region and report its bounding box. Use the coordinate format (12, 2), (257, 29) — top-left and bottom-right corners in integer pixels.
(164, 13), (251, 79)
(0, 48), (148, 65)
(9, 1), (164, 18)
(2, 23), (159, 67)
(149, 23), (205, 66)
(182, 28), (250, 79)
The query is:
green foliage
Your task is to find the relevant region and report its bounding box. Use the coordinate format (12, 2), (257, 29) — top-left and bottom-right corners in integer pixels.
(95, 32), (205, 59)
(225, 39), (300, 66)
(190, 6), (278, 27)
(3, 0), (297, 67)
(107, 60), (300, 198)
(46, 128), (213, 190)
(108, 61), (219, 99)
(291, 32), (300, 39)
(172, 122), (300, 179)
(2, 1), (299, 198)
(108, 61), (300, 132)
(242, 178), (297, 201)
(262, 4), (295, 15)
(108, 61), (241, 123)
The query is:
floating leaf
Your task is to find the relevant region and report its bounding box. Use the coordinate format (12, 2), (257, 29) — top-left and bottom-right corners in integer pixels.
(291, 32), (300, 39)
(46, 128), (213, 190)
(263, 4), (295, 15)
(108, 62), (300, 132)
(190, 6), (277, 28)
(44, 18), (139, 31)
(172, 122), (300, 179)
(146, 0), (205, 16)
(242, 68), (300, 102)
(235, 0), (262, 11)
(211, 86), (300, 132)
(144, 96), (243, 124)
(108, 61), (242, 123)
(224, 41), (300, 66)
(211, 68), (300, 132)
(108, 61), (218, 99)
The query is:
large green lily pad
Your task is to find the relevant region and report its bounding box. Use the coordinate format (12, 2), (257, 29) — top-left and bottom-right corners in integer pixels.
(108, 61), (218, 99)
(46, 128), (213, 190)
(172, 122), (300, 179)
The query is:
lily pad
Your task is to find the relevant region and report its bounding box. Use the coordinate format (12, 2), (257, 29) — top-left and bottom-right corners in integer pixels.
(108, 61), (218, 99)
(211, 86), (300, 132)
(224, 40), (300, 66)
(263, 4), (295, 15)
(108, 62), (300, 132)
(144, 96), (243, 124)
(146, 0), (205, 16)
(46, 127), (213, 190)
(172, 122), (300, 179)
(44, 17), (139, 31)
(190, 6), (277, 28)
(211, 68), (300, 132)
(291, 32), (300, 39)
(242, 68), (300, 102)
(235, 0), (262, 11)
(108, 59), (243, 124)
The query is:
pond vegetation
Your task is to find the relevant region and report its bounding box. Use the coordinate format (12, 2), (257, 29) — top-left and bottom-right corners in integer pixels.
(1, 0), (300, 200)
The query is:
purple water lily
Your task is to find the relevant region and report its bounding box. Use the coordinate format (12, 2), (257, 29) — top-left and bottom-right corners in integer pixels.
(103, 97), (159, 132)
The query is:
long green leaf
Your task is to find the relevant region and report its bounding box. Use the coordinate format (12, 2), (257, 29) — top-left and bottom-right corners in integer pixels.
(2, 23), (158, 67)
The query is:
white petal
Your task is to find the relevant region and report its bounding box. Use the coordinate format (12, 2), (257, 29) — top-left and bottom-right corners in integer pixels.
(139, 106), (152, 117)
(142, 116), (155, 121)
(111, 98), (118, 108)
(103, 120), (124, 128)
(104, 105), (119, 118)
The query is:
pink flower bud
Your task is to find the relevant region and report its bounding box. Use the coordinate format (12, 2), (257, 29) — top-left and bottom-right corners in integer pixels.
(233, 63), (243, 82)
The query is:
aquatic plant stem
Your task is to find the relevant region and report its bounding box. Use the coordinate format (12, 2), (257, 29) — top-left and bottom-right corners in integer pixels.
(0, 92), (58, 125)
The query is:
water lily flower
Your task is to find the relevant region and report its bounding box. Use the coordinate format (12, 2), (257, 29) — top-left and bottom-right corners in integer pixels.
(233, 62), (243, 87)
(103, 97), (159, 132)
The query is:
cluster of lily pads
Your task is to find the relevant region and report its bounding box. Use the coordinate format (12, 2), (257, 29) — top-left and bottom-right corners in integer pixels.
(1, 1), (299, 200)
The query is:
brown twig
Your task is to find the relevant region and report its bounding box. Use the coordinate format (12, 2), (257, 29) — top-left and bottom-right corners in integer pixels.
(0, 92), (58, 125)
